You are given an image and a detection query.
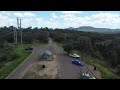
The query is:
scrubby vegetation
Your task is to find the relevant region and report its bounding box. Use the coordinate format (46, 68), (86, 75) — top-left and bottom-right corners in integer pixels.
(0, 26), (49, 78)
(1, 26), (120, 79)
(49, 29), (120, 79)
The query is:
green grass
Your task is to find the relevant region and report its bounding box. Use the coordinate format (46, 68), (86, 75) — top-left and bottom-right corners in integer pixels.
(82, 56), (116, 79)
(64, 51), (68, 54)
(0, 42), (47, 79)
(31, 42), (47, 47)
(0, 44), (31, 79)
(55, 42), (63, 47)
(69, 50), (118, 79)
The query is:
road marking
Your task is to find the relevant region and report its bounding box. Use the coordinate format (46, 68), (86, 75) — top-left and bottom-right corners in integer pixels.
(5, 50), (34, 79)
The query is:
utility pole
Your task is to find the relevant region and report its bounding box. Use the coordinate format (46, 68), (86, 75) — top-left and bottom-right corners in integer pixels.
(14, 27), (16, 43)
(16, 17), (20, 44)
(20, 19), (22, 44)
(17, 17), (20, 29)
(15, 28), (17, 44)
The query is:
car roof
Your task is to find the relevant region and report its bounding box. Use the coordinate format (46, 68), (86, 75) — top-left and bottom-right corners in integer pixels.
(74, 59), (79, 61)
(74, 54), (79, 56)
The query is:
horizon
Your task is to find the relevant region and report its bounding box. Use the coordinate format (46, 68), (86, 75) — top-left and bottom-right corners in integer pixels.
(1, 25), (120, 30)
(1, 11), (120, 29)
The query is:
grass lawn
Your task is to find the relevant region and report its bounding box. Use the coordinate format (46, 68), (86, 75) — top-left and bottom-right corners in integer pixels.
(0, 42), (47, 79)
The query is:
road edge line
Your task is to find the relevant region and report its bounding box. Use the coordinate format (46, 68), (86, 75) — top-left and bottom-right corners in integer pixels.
(5, 50), (34, 79)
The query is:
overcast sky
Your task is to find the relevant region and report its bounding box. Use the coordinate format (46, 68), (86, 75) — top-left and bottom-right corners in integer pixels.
(1, 11), (120, 29)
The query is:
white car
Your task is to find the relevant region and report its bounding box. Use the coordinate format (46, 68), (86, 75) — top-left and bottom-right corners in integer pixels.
(81, 73), (96, 79)
(69, 54), (80, 58)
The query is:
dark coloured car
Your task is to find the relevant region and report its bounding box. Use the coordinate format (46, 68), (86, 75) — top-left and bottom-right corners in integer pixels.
(25, 47), (33, 50)
(72, 59), (84, 66)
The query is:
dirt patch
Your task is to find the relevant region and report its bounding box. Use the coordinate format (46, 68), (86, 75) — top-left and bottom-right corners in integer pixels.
(23, 55), (60, 79)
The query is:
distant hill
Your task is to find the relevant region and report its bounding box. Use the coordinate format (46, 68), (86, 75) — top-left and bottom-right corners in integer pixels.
(66, 26), (120, 33)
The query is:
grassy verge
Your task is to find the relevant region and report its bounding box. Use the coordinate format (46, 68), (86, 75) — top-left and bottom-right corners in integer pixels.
(82, 56), (117, 79)
(56, 42), (119, 79)
(0, 44), (31, 79)
(64, 51), (68, 54)
(55, 42), (63, 47)
(31, 42), (47, 47)
(0, 42), (47, 79)
(70, 50), (118, 79)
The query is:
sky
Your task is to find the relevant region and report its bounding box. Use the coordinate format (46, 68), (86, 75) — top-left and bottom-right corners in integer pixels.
(1, 11), (120, 29)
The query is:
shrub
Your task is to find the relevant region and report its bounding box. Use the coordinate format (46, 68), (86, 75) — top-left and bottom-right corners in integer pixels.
(0, 55), (7, 61)
(9, 52), (20, 61)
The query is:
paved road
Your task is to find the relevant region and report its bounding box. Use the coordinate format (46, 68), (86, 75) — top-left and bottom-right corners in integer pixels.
(52, 43), (85, 79)
(52, 42), (100, 79)
(6, 40), (53, 79)
(6, 38), (96, 79)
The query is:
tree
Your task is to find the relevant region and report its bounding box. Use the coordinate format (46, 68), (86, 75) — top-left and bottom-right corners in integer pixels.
(116, 65), (120, 74)
(63, 43), (73, 54)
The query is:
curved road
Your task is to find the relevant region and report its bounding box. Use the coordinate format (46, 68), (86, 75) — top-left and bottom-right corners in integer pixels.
(6, 39), (89, 79)
(6, 39), (53, 79)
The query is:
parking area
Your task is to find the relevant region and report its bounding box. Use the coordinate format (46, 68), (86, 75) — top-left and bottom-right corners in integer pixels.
(53, 42), (101, 79)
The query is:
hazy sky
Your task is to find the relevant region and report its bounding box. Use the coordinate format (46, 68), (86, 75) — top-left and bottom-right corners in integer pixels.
(1, 11), (120, 29)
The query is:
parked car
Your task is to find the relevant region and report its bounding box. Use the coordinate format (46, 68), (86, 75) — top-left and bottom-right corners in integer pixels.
(72, 59), (84, 66)
(69, 54), (80, 58)
(81, 73), (96, 79)
(25, 47), (33, 50)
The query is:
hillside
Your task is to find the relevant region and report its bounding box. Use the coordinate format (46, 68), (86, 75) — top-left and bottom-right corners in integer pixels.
(66, 26), (120, 33)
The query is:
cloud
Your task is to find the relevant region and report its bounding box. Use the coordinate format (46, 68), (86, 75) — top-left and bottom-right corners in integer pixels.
(14, 13), (23, 17)
(59, 12), (120, 28)
(51, 13), (59, 18)
(35, 17), (43, 22)
(1, 11), (12, 16)
(44, 21), (60, 28)
(0, 14), (10, 26)
(23, 12), (36, 17)
(13, 12), (36, 18)
(34, 17), (60, 28)
(22, 18), (37, 27)
(89, 13), (120, 28)
(61, 11), (82, 14)
(1, 11), (120, 29)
